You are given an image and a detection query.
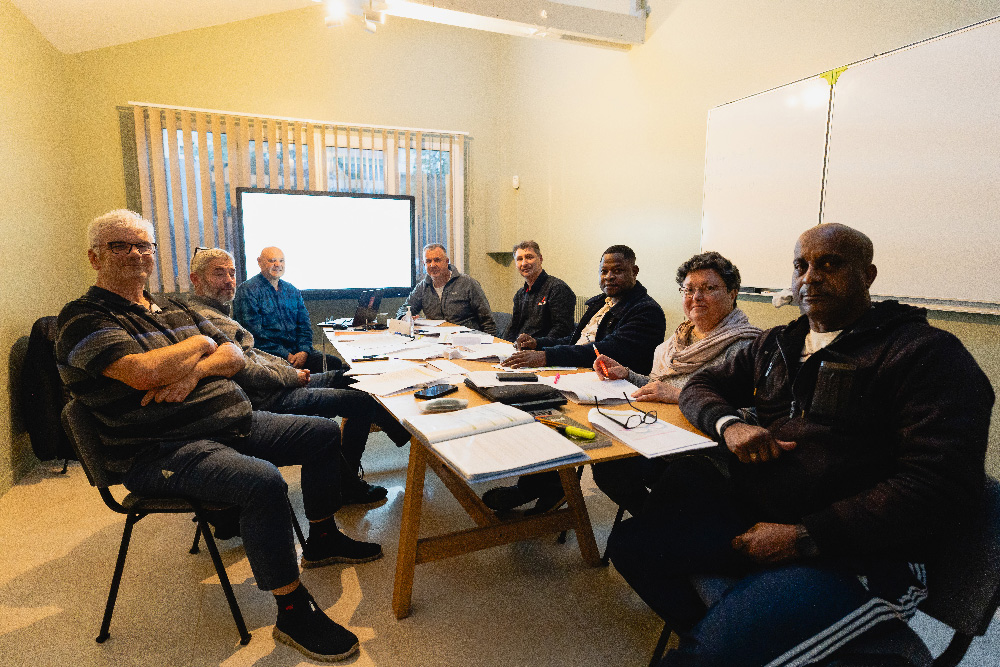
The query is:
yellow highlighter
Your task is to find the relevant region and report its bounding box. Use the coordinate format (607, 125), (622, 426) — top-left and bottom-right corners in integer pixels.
(536, 417), (596, 440)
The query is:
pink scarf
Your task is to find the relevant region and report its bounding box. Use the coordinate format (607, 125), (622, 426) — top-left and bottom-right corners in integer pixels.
(653, 308), (760, 378)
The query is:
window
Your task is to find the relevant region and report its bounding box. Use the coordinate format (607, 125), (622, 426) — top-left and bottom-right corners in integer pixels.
(125, 104), (466, 292)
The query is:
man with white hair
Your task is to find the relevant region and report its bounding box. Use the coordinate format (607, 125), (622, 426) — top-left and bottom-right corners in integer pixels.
(187, 247), (413, 504)
(233, 246), (342, 373)
(56, 210), (379, 662)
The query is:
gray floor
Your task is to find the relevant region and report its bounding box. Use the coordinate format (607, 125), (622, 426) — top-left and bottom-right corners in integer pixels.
(1, 433), (997, 666)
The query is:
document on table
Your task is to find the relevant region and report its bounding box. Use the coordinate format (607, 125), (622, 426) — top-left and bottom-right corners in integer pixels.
(344, 359), (419, 376)
(390, 343), (451, 360)
(430, 423), (589, 482)
(587, 408), (715, 458)
(403, 404), (589, 481)
(427, 358), (472, 375)
(328, 333), (416, 360)
(414, 319), (447, 326)
(539, 372), (638, 404)
(450, 342), (517, 362)
(348, 365), (448, 396)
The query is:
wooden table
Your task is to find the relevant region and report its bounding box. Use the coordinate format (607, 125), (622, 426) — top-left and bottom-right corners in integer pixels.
(328, 332), (701, 619)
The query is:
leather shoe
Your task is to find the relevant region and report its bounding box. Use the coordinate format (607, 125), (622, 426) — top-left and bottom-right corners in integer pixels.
(483, 484), (539, 512)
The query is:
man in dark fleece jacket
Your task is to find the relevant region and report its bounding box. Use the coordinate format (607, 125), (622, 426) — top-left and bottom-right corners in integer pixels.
(489, 245), (666, 514)
(608, 223), (994, 666)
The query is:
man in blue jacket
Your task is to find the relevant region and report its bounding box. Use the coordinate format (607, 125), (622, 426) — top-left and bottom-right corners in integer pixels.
(234, 246), (341, 373)
(491, 245), (667, 513)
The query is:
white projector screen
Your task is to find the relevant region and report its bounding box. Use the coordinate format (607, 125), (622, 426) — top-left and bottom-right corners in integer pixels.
(236, 189), (415, 295)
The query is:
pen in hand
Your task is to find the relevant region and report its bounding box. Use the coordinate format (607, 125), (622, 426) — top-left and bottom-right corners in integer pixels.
(593, 344), (610, 378)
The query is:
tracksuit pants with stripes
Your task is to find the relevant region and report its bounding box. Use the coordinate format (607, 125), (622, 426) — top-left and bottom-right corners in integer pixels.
(607, 456), (927, 666)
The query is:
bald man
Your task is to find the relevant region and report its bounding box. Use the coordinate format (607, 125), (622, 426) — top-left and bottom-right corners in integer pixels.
(234, 246), (341, 374)
(608, 223), (993, 665)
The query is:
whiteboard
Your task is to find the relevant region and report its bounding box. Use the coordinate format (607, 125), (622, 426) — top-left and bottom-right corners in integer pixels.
(822, 20), (1000, 304)
(701, 76), (831, 290)
(702, 16), (1000, 308)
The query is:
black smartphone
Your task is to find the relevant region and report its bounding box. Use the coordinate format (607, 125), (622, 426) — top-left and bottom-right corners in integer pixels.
(414, 383), (458, 399)
(497, 372), (538, 382)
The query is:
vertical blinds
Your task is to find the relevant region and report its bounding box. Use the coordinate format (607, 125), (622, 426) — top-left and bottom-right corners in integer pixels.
(130, 103), (467, 293)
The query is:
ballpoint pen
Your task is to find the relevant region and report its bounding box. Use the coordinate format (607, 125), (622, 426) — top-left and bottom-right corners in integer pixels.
(593, 344), (610, 377)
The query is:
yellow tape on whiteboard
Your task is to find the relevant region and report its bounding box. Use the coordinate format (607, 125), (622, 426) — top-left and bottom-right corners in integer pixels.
(820, 66), (849, 86)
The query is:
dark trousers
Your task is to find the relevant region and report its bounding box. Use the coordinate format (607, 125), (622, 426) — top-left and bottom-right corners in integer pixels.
(608, 457), (927, 666)
(124, 411), (341, 591)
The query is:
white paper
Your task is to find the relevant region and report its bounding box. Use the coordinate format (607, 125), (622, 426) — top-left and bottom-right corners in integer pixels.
(430, 421), (588, 481)
(450, 342), (517, 361)
(427, 358), (472, 375)
(413, 318), (446, 326)
(403, 402), (534, 444)
(539, 371), (638, 404)
(587, 408), (715, 458)
(349, 365), (448, 397)
(343, 359), (419, 376)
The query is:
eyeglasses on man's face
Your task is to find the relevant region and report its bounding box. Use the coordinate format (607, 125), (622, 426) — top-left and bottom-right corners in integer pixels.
(106, 241), (156, 255)
(595, 393), (658, 429)
(678, 284), (725, 298)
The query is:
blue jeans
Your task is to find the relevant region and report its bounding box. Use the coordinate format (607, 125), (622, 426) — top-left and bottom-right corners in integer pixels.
(262, 372), (412, 471)
(123, 411), (341, 591)
(608, 457), (927, 666)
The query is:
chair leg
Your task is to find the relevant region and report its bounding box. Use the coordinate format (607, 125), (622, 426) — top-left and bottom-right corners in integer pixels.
(192, 508), (252, 646)
(98, 513), (140, 643)
(289, 500), (307, 548)
(189, 519), (202, 554)
(649, 623), (672, 667)
(603, 505), (626, 565)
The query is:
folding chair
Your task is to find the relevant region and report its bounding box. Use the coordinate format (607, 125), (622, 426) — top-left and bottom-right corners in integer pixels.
(61, 399), (252, 645)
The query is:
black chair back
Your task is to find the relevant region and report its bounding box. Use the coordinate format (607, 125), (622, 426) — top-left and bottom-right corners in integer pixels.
(62, 399), (127, 488)
(921, 476), (1000, 637)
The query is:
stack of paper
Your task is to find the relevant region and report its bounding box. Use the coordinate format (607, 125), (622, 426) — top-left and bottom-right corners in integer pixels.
(349, 365), (448, 396)
(404, 403), (589, 481)
(451, 342), (516, 362)
(344, 359), (419, 376)
(539, 371), (638, 404)
(588, 408), (715, 458)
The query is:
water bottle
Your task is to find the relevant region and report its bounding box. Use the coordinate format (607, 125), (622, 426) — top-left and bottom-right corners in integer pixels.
(405, 306), (414, 337)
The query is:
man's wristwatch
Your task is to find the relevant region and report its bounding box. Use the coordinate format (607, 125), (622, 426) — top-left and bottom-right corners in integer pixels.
(795, 524), (820, 558)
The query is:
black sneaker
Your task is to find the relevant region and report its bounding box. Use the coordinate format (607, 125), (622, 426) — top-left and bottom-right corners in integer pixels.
(342, 477), (388, 506)
(302, 529), (383, 568)
(273, 591), (359, 662)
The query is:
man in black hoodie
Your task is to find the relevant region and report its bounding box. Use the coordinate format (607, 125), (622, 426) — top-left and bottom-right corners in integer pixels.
(608, 223), (994, 666)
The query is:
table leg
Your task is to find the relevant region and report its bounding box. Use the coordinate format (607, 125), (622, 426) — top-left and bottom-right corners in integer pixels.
(558, 467), (601, 567)
(392, 440), (427, 619)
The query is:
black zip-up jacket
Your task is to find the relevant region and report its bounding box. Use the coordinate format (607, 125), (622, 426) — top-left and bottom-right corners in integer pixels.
(680, 301), (993, 561)
(505, 270), (577, 342)
(534, 281), (666, 374)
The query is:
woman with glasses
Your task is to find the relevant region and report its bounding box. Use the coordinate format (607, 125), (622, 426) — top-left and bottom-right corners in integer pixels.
(592, 251), (761, 516)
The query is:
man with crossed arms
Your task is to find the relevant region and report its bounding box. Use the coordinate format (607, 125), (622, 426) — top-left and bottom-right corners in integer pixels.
(57, 210), (380, 662)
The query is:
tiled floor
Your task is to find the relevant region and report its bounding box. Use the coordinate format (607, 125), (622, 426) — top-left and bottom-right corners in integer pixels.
(1, 433), (997, 666)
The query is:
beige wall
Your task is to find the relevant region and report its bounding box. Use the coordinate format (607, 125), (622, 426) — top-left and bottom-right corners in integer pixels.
(61, 5), (513, 305)
(0, 2), (87, 493)
(2, 0), (999, 492)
